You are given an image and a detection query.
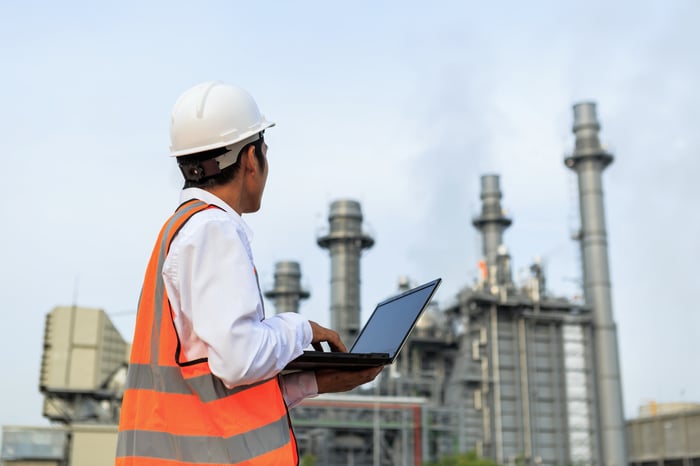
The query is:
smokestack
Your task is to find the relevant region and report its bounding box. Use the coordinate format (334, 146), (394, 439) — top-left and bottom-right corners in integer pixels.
(472, 175), (512, 283)
(263, 261), (310, 314)
(565, 102), (627, 466)
(317, 200), (374, 347)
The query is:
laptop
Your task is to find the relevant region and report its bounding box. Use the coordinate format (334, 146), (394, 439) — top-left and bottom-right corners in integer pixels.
(285, 278), (442, 370)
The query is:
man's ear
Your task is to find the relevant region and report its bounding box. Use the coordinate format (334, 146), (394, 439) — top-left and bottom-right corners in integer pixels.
(242, 145), (257, 172)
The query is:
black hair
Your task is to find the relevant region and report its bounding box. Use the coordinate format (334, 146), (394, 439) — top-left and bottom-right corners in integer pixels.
(178, 135), (265, 189)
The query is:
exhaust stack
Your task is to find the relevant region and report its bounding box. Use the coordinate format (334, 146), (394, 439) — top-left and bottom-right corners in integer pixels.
(565, 102), (627, 466)
(317, 200), (374, 347)
(472, 175), (512, 285)
(264, 261), (310, 314)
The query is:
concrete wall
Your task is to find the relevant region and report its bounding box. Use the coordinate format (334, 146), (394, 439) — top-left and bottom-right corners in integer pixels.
(3, 461), (61, 466)
(69, 424), (118, 466)
(1, 424), (117, 466)
(627, 408), (700, 465)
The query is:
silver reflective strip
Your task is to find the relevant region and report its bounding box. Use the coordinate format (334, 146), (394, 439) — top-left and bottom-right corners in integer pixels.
(124, 363), (273, 402)
(116, 414), (291, 463)
(151, 200), (207, 363)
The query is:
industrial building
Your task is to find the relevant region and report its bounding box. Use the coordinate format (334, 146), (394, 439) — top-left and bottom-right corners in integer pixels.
(2, 306), (126, 466)
(626, 402), (700, 466)
(285, 102), (622, 465)
(4, 102), (694, 466)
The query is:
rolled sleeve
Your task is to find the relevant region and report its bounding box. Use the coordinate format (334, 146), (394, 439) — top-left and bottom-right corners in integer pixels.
(280, 371), (318, 408)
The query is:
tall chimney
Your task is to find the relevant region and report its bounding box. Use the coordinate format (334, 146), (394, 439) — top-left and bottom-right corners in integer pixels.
(565, 102), (627, 466)
(317, 200), (374, 347)
(263, 261), (310, 314)
(472, 175), (512, 283)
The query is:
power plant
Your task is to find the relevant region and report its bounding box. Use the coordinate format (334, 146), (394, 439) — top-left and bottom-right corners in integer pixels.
(3, 102), (698, 465)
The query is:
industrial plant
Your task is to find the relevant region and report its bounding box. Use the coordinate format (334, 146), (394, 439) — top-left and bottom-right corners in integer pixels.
(2, 103), (699, 466)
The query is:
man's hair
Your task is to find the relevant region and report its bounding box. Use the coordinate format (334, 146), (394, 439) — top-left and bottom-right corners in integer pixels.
(178, 136), (265, 189)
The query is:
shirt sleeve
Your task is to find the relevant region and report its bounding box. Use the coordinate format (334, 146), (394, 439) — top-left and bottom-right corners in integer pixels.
(167, 213), (313, 388)
(280, 371), (319, 408)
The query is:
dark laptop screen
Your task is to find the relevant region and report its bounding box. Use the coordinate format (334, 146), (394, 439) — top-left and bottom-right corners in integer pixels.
(350, 280), (439, 358)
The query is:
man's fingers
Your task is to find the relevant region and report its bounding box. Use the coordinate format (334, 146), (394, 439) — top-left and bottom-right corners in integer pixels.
(328, 339), (347, 352)
(309, 320), (348, 353)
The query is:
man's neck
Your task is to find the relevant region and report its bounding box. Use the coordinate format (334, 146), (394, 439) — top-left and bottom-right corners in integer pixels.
(205, 182), (245, 215)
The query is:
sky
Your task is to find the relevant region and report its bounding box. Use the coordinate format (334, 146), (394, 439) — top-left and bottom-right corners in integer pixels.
(1, 0), (698, 433)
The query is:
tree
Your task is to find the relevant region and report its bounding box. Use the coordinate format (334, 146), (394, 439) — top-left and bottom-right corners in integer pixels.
(300, 453), (317, 466)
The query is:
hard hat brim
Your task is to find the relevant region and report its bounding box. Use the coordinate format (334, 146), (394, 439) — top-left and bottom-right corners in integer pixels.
(170, 120), (275, 158)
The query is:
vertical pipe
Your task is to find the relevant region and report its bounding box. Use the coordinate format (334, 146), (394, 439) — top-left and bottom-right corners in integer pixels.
(421, 405), (429, 464)
(490, 305), (504, 464)
(518, 318), (532, 459)
(373, 384), (380, 466)
(414, 406), (422, 466)
(565, 102), (627, 466)
(551, 322), (566, 465)
(317, 200), (374, 347)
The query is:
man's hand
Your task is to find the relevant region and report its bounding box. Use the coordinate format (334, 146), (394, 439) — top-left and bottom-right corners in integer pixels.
(315, 366), (384, 394)
(308, 320), (346, 352)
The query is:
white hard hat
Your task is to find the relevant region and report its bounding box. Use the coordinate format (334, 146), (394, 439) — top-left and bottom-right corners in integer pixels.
(169, 81), (275, 165)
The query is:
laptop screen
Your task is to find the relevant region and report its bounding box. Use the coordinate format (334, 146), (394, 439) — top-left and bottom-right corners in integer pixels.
(349, 279), (440, 358)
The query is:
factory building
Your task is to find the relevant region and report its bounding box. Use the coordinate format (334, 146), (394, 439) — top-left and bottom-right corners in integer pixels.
(289, 103), (618, 465)
(287, 172), (598, 465)
(3, 102), (682, 466)
(2, 306), (127, 466)
(627, 402), (700, 465)
(439, 176), (597, 465)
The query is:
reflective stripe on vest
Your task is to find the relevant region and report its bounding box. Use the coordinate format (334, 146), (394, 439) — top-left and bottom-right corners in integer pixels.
(116, 199), (298, 465)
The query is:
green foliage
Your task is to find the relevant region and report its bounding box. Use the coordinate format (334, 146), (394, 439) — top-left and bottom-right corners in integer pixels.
(426, 450), (501, 466)
(300, 453), (317, 466)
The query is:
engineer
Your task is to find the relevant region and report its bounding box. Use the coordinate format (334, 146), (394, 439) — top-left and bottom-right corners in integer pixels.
(115, 81), (383, 465)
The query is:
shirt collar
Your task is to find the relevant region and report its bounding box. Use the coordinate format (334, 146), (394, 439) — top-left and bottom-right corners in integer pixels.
(180, 187), (254, 241)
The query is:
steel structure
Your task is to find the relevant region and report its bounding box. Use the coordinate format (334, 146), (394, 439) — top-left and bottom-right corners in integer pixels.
(299, 176), (602, 465)
(439, 288), (597, 465)
(317, 199), (374, 347)
(291, 393), (429, 466)
(565, 102), (628, 466)
(408, 175), (598, 465)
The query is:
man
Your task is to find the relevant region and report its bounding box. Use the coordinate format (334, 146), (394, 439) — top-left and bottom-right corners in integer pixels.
(115, 81), (382, 465)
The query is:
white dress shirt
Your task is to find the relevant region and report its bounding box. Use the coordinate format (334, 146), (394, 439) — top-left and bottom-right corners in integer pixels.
(162, 188), (318, 407)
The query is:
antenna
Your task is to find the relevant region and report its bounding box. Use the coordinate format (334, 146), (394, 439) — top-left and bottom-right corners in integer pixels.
(72, 276), (80, 307)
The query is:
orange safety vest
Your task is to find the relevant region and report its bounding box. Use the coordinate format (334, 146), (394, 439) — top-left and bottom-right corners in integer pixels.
(116, 199), (298, 465)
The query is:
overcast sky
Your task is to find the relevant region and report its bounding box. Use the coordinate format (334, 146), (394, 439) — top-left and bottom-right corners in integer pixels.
(1, 1), (698, 432)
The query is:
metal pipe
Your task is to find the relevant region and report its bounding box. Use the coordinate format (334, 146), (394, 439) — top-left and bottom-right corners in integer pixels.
(490, 305), (503, 464)
(565, 102), (627, 466)
(317, 200), (374, 347)
(518, 318), (532, 459)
